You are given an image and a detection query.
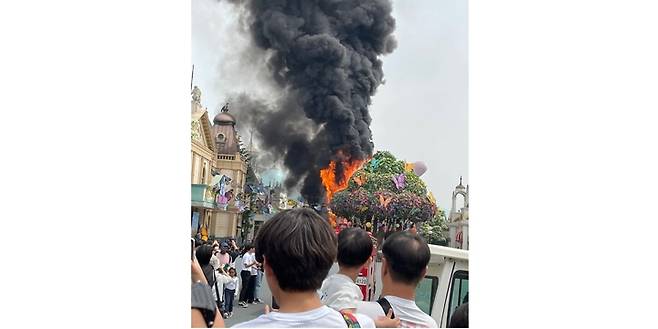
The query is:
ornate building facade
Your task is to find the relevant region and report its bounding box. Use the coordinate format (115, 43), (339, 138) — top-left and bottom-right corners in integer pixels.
(191, 86), (247, 240)
(209, 103), (247, 239)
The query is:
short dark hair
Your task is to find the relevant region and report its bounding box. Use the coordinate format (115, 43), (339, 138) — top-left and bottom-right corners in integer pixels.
(255, 208), (337, 292)
(337, 228), (373, 268)
(241, 243), (253, 256)
(382, 231), (430, 285)
(195, 245), (213, 266)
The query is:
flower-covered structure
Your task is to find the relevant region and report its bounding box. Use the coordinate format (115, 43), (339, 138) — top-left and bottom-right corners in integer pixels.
(329, 151), (438, 230)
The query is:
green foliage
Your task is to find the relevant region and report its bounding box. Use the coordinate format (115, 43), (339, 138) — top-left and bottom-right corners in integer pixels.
(362, 151), (405, 175)
(420, 209), (449, 245)
(238, 137), (257, 241)
(240, 209), (254, 242)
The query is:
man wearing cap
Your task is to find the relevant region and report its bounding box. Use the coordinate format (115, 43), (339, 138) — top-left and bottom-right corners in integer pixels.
(217, 242), (232, 267)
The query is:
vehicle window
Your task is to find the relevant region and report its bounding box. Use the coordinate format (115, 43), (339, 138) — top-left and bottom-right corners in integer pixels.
(415, 276), (438, 315)
(447, 270), (469, 324)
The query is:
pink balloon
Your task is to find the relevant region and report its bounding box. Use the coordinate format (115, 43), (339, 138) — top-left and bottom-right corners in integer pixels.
(413, 161), (427, 176)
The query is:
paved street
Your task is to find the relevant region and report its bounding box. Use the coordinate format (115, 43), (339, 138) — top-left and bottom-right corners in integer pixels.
(223, 257), (273, 327)
(224, 260), (383, 327)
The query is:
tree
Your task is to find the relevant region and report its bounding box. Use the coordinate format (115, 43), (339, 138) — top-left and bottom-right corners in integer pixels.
(420, 209), (449, 246)
(238, 135), (258, 242)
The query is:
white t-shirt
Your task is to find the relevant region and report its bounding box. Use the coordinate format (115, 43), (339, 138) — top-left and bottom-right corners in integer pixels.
(231, 305), (375, 328)
(319, 273), (363, 311)
(210, 254), (220, 270)
(356, 295), (438, 328)
(249, 252), (258, 275)
(217, 273), (240, 292)
(242, 252), (253, 271)
(242, 252), (258, 275)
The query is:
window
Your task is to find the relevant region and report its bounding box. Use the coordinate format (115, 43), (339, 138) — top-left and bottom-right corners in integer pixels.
(447, 270), (469, 324)
(415, 276), (439, 315)
(217, 133), (226, 142)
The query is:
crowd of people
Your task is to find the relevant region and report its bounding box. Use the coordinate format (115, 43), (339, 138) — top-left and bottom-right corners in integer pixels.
(191, 208), (468, 328)
(192, 237), (265, 320)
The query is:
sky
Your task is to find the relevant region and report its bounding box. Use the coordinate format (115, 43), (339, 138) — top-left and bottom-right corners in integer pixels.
(191, 0), (468, 212)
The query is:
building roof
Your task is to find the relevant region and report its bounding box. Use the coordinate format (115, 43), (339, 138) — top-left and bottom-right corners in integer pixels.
(213, 112), (236, 125)
(191, 110), (215, 152)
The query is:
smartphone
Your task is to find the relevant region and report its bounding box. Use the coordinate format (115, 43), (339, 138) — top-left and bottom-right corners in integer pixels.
(191, 238), (195, 260)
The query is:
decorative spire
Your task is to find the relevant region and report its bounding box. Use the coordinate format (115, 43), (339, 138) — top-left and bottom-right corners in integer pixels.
(191, 86), (201, 103)
(455, 176), (466, 191)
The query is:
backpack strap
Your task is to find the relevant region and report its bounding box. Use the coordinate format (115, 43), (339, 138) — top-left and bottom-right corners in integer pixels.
(339, 310), (361, 328)
(212, 270), (222, 302)
(376, 297), (395, 319)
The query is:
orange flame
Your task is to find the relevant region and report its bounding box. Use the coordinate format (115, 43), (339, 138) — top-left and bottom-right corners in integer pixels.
(328, 210), (337, 228)
(320, 156), (367, 203)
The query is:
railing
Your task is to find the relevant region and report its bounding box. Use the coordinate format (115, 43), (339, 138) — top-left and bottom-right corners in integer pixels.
(217, 154), (236, 160)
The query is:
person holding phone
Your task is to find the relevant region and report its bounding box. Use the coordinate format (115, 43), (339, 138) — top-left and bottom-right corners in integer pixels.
(238, 244), (258, 307)
(216, 267), (239, 318)
(217, 242), (231, 267)
(191, 246), (225, 328)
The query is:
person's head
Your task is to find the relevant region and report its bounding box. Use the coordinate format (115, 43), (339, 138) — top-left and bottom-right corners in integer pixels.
(337, 227), (373, 270)
(255, 208), (337, 295)
(242, 243), (254, 256)
(449, 303), (468, 328)
(220, 242), (229, 254)
(195, 245), (213, 266)
(228, 267), (237, 277)
(381, 231), (430, 287)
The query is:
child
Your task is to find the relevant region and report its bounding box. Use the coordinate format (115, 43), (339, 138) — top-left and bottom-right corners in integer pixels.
(216, 266), (239, 318)
(320, 227), (373, 313)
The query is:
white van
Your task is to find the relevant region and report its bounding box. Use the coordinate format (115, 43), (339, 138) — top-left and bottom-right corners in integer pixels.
(413, 244), (469, 327)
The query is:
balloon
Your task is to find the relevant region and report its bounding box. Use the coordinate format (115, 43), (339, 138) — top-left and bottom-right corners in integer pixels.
(412, 161), (427, 176)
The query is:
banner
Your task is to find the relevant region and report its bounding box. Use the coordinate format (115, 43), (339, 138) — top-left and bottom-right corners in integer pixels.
(191, 212), (200, 235)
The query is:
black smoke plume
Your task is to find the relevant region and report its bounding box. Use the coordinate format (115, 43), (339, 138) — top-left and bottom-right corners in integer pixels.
(229, 0), (396, 205)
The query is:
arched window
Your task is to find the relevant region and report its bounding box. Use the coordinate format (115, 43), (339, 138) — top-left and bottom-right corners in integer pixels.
(455, 192), (466, 211)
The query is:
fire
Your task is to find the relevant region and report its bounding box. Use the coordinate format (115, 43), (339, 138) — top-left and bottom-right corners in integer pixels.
(328, 210), (337, 228)
(320, 157), (367, 203)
